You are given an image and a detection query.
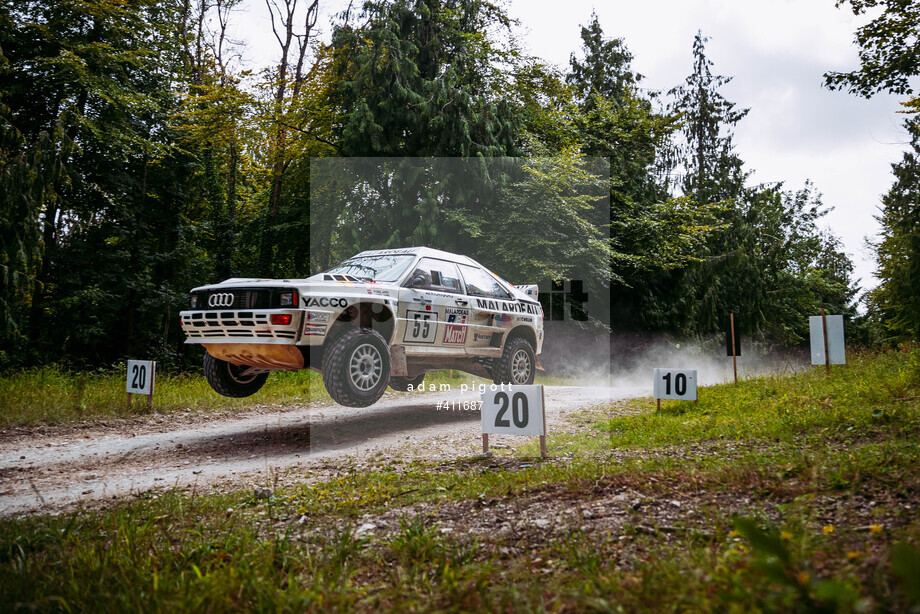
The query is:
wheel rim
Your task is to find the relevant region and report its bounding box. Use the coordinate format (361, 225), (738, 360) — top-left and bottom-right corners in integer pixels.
(511, 349), (531, 384)
(349, 343), (383, 391)
(227, 363), (259, 384)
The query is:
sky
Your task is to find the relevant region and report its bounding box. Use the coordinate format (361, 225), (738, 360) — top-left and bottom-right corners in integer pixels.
(230, 0), (911, 299)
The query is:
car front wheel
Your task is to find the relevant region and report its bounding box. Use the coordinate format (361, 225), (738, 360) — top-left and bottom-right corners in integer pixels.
(203, 351), (269, 398)
(492, 337), (536, 386)
(322, 328), (391, 407)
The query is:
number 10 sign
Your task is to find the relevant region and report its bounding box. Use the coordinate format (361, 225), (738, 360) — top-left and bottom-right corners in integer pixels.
(653, 368), (697, 402)
(481, 385), (547, 457)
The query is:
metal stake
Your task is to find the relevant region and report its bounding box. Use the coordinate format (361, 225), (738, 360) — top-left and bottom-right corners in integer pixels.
(730, 312), (738, 385)
(540, 386), (547, 458)
(821, 307), (830, 376)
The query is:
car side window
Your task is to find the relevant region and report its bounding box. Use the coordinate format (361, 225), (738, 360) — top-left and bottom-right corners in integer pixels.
(458, 264), (512, 299)
(403, 258), (464, 294)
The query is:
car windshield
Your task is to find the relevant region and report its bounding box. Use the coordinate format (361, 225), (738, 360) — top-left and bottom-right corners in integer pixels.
(323, 255), (415, 282)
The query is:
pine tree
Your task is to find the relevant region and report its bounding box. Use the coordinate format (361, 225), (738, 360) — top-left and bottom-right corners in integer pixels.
(567, 13), (639, 111)
(868, 118), (920, 339)
(669, 31), (748, 205)
(319, 0), (523, 256)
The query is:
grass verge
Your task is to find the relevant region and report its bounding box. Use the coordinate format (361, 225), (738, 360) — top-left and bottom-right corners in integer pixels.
(1, 350), (919, 611)
(0, 366), (331, 426)
(0, 367), (522, 427)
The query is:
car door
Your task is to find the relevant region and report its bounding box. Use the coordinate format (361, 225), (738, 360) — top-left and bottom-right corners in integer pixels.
(397, 258), (468, 352)
(457, 263), (515, 350)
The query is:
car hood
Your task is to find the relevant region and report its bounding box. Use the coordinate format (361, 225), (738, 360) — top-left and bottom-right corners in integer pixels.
(191, 277), (400, 298)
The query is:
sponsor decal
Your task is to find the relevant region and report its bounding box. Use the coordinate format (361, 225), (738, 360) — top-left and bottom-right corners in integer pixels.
(496, 314), (513, 325)
(423, 290), (456, 299)
(305, 311), (330, 322)
(474, 297), (540, 315)
(303, 323), (327, 336)
(515, 284), (539, 297)
(473, 332), (492, 342)
(362, 248), (416, 255)
(303, 322), (326, 336)
(410, 296), (433, 304)
(445, 306), (468, 324)
(443, 324), (467, 344)
(304, 296), (348, 308)
(514, 315), (533, 323)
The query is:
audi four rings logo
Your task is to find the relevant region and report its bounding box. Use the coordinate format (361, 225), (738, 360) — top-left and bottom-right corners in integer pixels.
(208, 293), (235, 307)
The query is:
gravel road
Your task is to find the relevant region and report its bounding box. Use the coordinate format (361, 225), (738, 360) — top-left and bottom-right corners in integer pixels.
(0, 385), (643, 516)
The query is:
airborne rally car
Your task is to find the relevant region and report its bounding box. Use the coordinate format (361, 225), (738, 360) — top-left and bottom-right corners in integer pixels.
(180, 247), (544, 407)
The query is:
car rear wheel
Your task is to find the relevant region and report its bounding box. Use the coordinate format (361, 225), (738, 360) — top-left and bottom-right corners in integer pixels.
(322, 328), (391, 407)
(492, 337), (536, 386)
(389, 374), (425, 391)
(203, 351), (269, 398)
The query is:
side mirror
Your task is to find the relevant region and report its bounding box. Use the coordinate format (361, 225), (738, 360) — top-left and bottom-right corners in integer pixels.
(409, 273), (427, 288)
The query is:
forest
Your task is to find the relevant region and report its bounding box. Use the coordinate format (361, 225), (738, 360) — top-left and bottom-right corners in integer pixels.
(1, 0), (917, 371)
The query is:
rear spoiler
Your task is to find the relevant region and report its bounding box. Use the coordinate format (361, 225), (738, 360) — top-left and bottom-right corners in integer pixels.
(514, 284), (539, 299)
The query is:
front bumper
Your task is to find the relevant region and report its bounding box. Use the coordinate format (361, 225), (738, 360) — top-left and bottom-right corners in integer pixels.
(180, 309), (303, 343)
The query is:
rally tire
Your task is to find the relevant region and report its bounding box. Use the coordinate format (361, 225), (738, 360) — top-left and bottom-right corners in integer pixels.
(322, 328), (391, 407)
(389, 374), (425, 392)
(492, 337), (536, 386)
(203, 351), (269, 398)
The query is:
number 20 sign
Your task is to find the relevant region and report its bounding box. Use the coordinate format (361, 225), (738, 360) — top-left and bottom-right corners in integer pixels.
(481, 385), (545, 436)
(653, 368), (697, 401)
(127, 360), (155, 396)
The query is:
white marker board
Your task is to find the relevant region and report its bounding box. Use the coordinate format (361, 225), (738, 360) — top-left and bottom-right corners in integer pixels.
(481, 385), (545, 436)
(809, 315), (845, 365)
(126, 360), (155, 395)
(653, 368), (697, 401)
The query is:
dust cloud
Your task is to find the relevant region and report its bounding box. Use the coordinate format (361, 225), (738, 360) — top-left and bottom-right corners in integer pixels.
(540, 324), (809, 390)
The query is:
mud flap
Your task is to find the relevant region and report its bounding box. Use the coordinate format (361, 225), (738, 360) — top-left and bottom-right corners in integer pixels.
(389, 344), (408, 376)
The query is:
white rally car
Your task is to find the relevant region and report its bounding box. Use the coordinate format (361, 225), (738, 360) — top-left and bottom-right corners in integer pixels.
(180, 247), (544, 407)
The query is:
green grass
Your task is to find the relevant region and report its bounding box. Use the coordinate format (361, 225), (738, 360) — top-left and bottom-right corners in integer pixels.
(0, 366), (333, 426)
(0, 365), (582, 427)
(607, 348), (920, 447)
(2, 350), (919, 612)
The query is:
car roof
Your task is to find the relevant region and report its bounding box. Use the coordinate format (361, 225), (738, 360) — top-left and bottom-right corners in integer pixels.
(353, 246), (480, 267)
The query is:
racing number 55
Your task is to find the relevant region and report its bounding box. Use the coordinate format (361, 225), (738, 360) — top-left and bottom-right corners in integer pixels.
(412, 312), (431, 339)
(404, 309), (437, 343)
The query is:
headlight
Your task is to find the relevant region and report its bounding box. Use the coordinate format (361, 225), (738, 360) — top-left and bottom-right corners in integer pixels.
(279, 291), (298, 307)
(190, 294), (198, 309)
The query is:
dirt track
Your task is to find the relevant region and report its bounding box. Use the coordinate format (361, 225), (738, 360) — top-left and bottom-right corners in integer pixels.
(0, 385), (640, 517)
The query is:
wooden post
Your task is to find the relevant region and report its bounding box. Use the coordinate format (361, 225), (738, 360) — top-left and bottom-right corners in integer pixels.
(148, 370), (154, 410)
(821, 307), (830, 376)
(127, 392), (133, 408)
(482, 433), (489, 455)
(657, 398), (661, 412)
(730, 312), (738, 385)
